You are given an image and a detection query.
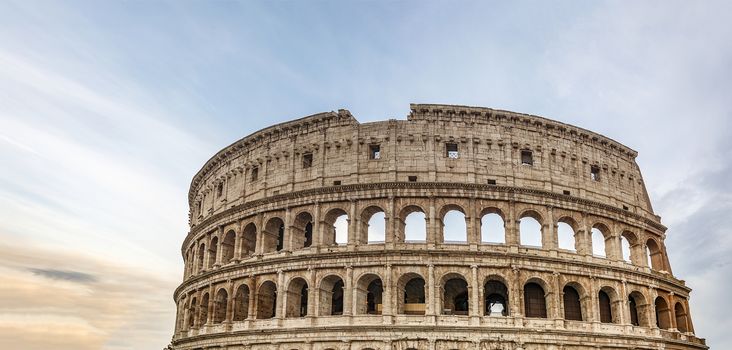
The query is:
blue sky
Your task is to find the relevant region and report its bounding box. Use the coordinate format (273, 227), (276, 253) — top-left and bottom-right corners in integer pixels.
(1, 1), (730, 349)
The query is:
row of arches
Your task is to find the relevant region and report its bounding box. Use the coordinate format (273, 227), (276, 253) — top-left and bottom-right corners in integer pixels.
(186, 205), (669, 279)
(178, 271), (692, 334)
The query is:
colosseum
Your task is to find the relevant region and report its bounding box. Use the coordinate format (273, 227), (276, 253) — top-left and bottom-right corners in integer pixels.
(171, 104), (706, 350)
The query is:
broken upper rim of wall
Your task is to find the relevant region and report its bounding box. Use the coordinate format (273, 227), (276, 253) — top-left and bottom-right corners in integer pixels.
(188, 103), (639, 203)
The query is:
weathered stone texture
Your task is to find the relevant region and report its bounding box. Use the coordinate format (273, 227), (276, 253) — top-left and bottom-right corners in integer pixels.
(170, 104), (706, 350)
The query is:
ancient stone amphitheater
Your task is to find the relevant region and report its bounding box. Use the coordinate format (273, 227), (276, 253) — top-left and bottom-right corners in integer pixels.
(171, 104), (706, 350)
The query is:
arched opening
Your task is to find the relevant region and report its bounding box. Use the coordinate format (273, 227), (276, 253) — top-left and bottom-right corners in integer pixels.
(441, 207), (467, 244)
(519, 213), (542, 247)
(263, 217), (285, 253)
(646, 239), (665, 271)
(196, 243), (205, 272)
(323, 208), (349, 245)
(557, 220), (576, 251)
(599, 290), (612, 323)
(361, 206), (386, 244)
(523, 282), (547, 318)
(655, 296), (671, 329)
(480, 211), (505, 244)
(675, 302), (689, 333)
(318, 275), (344, 316)
(221, 230), (236, 264)
(292, 212), (313, 250)
(256, 281), (277, 319)
(563, 285), (583, 321)
(207, 237), (218, 268)
(484, 279), (509, 316)
(591, 225), (607, 257)
(355, 274), (383, 315)
(285, 278), (308, 318)
(398, 273), (426, 315)
(199, 293), (210, 325)
(232, 284), (249, 321)
(442, 276), (469, 315)
(213, 289), (228, 323)
(187, 297), (197, 328)
(241, 223), (257, 256)
(620, 236), (632, 263)
(628, 291), (650, 327)
(403, 208), (427, 242)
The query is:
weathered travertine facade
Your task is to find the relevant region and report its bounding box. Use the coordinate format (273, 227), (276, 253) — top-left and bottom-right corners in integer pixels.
(171, 104), (706, 350)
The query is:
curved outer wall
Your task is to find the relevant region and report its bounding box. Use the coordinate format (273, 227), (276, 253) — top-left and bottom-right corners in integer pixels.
(171, 104), (705, 350)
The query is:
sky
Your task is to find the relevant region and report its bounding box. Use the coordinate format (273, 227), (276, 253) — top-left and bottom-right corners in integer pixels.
(0, 0), (730, 349)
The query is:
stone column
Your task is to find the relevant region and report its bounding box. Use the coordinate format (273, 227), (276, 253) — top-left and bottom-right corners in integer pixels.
(225, 280), (235, 324)
(348, 200), (357, 247)
(233, 219), (243, 261)
(255, 213), (264, 255)
(383, 264), (393, 320)
(470, 265), (479, 319)
(214, 226), (224, 267)
(284, 207), (292, 251)
(428, 197), (437, 246)
(312, 202), (321, 249)
(207, 284), (215, 325)
(544, 206), (557, 250)
(307, 267), (316, 319)
(345, 266), (354, 316)
(276, 270), (285, 320)
(247, 277), (257, 320)
(428, 264), (436, 316)
(385, 196), (395, 247)
(506, 201), (519, 247)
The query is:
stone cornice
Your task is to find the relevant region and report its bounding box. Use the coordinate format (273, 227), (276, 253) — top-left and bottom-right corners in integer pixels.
(409, 103), (638, 159)
(182, 181), (666, 251)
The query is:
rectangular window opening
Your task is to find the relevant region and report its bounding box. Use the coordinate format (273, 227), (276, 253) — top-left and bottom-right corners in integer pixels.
(591, 165), (601, 181)
(369, 144), (381, 160)
(623, 205), (629, 211)
(487, 179), (497, 185)
(408, 176), (418, 182)
(446, 143), (459, 159)
(251, 167), (259, 181)
(521, 150), (533, 166)
(563, 190), (571, 195)
(216, 182), (223, 197)
(302, 153), (313, 168)
(333, 180), (342, 186)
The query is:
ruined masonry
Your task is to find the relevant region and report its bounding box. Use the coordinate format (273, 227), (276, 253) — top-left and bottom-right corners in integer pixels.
(171, 104), (706, 350)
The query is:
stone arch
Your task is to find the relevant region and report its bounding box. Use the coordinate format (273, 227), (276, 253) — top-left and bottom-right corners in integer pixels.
(628, 290), (650, 327)
(523, 277), (550, 318)
(213, 287), (228, 323)
(199, 292), (210, 325)
(562, 282), (587, 321)
(355, 273), (383, 315)
(518, 210), (543, 247)
(360, 205), (386, 244)
(591, 223), (611, 257)
(646, 238), (666, 271)
(397, 272), (426, 315)
(232, 283), (250, 321)
(438, 204), (468, 244)
(285, 277), (309, 318)
(323, 207), (349, 246)
(241, 222), (257, 257)
(292, 211), (314, 250)
(675, 301), (690, 333)
(256, 280), (277, 319)
(620, 230), (637, 264)
(480, 207), (506, 244)
(655, 295), (672, 329)
(483, 275), (509, 316)
(599, 286), (621, 324)
(399, 204), (427, 242)
(207, 236), (218, 268)
(556, 216), (578, 252)
(187, 296), (197, 328)
(439, 272), (469, 315)
(221, 230), (236, 264)
(262, 217), (285, 253)
(318, 274), (345, 316)
(196, 242), (205, 273)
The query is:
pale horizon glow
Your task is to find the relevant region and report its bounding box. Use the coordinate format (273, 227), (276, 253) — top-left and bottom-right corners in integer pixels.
(1, 1), (731, 349)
